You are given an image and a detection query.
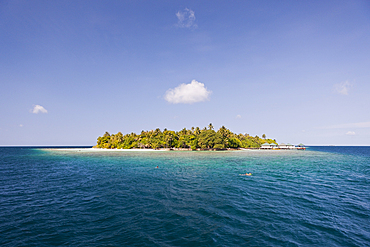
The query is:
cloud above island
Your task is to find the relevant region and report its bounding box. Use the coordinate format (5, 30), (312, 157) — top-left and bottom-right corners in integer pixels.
(32, 105), (48, 114)
(176, 8), (197, 29)
(334, 81), (352, 95)
(164, 80), (211, 104)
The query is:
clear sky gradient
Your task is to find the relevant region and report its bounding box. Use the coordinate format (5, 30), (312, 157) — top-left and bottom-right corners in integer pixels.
(1, 0), (369, 146)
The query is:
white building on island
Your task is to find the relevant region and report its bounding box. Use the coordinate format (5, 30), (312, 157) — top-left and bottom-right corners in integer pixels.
(260, 143), (278, 149)
(278, 143), (296, 149)
(260, 143), (305, 150)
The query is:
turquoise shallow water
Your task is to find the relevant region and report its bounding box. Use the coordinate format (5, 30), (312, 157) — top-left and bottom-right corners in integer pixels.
(1, 147), (369, 246)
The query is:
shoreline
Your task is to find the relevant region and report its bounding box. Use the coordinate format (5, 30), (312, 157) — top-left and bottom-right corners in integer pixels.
(42, 147), (303, 152)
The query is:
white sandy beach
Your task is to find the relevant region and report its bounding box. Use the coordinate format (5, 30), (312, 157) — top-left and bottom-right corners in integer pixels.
(44, 148), (167, 152)
(43, 148), (297, 153)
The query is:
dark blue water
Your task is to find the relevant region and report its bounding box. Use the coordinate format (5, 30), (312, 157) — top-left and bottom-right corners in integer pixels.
(1, 147), (369, 246)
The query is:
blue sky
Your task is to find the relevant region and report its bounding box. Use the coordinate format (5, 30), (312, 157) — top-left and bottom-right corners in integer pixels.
(1, 0), (370, 146)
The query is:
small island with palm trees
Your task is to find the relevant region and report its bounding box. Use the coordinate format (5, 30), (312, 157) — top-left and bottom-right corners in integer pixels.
(94, 124), (279, 150)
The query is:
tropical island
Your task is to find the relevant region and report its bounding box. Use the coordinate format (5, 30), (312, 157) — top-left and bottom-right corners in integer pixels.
(94, 124), (278, 150)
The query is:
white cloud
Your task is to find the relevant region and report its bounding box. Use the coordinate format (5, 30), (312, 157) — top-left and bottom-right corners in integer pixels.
(164, 80), (211, 104)
(334, 81), (352, 95)
(236, 115), (241, 119)
(19, 124), (23, 127)
(176, 8), (197, 29)
(346, 131), (356, 135)
(32, 105), (48, 114)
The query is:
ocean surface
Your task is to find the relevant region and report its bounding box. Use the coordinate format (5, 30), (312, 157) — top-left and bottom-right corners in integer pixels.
(1, 146), (369, 246)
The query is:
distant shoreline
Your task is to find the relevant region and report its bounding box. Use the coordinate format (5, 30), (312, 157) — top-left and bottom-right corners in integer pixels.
(43, 147), (302, 152)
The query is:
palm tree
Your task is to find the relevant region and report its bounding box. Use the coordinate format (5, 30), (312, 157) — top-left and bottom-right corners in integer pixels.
(208, 123), (214, 130)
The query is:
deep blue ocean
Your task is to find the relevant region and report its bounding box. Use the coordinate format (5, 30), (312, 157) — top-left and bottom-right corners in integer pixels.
(1, 147), (369, 246)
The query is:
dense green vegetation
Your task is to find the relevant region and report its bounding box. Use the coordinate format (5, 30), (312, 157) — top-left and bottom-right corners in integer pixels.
(94, 124), (277, 150)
